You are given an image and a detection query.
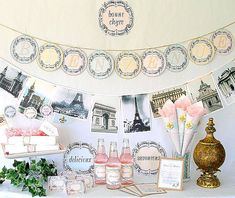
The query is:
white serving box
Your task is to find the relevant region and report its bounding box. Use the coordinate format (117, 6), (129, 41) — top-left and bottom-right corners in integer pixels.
(7, 136), (57, 145)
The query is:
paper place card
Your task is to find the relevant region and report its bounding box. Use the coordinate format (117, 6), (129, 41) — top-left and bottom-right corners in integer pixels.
(157, 158), (184, 191)
(39, 121), (58, 136)
(135, 183), (166, 196)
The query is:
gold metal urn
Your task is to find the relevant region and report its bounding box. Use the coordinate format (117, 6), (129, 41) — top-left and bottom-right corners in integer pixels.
(193, 118), (225, 188)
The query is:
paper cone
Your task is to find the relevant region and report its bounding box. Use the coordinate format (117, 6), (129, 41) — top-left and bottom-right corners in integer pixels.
(169, 132), (181, 155)
(181, 131), (195, 156)
(176, 108), (186, 154)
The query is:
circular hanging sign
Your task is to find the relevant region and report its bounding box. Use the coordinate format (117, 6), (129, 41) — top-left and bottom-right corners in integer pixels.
(211, 29), (233, 54)
(24, 107), (37, 119)
(62, 48), (87, 75)
(40, 104), (53, 117)
(88, 51), (114, 79)
(188, 38), (215, 65)
(64, 142), (96, 174)
(142, 49), (166, 77)
(98, 1), (134, 36)
(38, 43), (64, 71)
(165, 44), (188, 72)
(132, 141), (166, 175)
(4, 106), (16, 118)
(116, 52), (142, 79)
(10, 35), (38, 64)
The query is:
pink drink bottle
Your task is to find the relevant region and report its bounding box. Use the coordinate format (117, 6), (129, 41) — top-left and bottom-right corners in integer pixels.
(94, 138), (108, 184)
(120, 138), (134, 185)
(106, 142), (121, 190)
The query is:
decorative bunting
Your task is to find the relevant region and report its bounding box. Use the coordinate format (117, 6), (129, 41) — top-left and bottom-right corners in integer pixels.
(38, 43), (64, 71)
(116, 52), (142, 79)
(10, 35), (38, 64)
(62, 48), (87, 75)
(88, 51), (114, 79)
(188, 38), (215, 65)
(142, 49), (166, 76)
(165, 44), (188, 72)
(211, 29), (233, 54)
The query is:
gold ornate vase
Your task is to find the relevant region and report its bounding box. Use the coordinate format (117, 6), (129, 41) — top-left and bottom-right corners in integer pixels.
(193, 118), (225, 188)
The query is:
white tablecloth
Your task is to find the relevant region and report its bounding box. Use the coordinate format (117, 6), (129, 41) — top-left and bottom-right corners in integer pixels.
(0, 171), (235, 198)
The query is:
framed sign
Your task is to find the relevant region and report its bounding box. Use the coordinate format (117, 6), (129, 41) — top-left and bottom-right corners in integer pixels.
(157, 158), (184, 191)
(99, 0), (134, 36)
(64, 142), (96, 174)
(132, 141), (166, 175)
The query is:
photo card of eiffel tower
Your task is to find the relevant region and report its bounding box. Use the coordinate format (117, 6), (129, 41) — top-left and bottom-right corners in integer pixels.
(122, 94), (151, 133)
(51, 86), (92, 120)
(18, 77), (56, 120)
(0, 58), (28, 98)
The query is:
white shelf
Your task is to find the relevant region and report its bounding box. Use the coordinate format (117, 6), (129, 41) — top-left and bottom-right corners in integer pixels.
(1, 144), (65, 159)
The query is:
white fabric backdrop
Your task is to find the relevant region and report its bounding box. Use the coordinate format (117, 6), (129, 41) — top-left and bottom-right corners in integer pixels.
(0, 0), (235, 176)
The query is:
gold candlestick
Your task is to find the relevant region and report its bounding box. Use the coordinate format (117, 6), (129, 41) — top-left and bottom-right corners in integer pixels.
(193, 118), (225, 188)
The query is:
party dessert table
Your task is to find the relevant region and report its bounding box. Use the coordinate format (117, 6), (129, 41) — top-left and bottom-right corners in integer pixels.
(0, 170), (235, 198)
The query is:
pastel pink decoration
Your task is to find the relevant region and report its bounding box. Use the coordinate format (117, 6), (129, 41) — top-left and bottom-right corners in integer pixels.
(159, 100), (181, 155)
(5, 128), (48, 137)
(181, 101), (206, 156)
(175, 95), (192, 111)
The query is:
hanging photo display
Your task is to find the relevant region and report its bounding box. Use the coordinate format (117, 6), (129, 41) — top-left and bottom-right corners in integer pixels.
(63, 142), (96, 174)
(122, 94), (151, 133)
(212, 60), (235, 105)
(132, 141), (167, 175)
(88, 51), (114, 79)
(187, 74), (223, 114)
(165, 44), (188, 72)
(142, 49), (166, 77)
(18, 78), (55, 119)
(38, 43), (64, 71)
(116, 52), (142, 79)
(150, 85), (188, 118)
(51, 86), (92, 120)
(98, 0), (134, 36)
(188, 38), (215, 65)
(62, 48), (87, 75)
(10, 35), (38, 64)
(91, 95), (120, 133)
(211, 29), (233, 54)
(0, 60), (28, 98)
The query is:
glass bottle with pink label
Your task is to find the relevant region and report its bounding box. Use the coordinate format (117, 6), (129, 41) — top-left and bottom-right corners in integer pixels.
(120, 138), (134, 185)
(94, 138), (108, 184)
(106, 142), (121, 190)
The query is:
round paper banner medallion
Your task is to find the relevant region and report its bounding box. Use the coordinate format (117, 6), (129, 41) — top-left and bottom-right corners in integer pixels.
(40, 104), (53, 117)
(99, 1), (134, 36)
(211, 29), (233, 54)
(64, 142), (96, 174)
(142, 49), (166, 77)
(24, 107), (37, 119)
(4, 106), (16, 118)
(10, 35), (38, 64)
(116, 52), (142, 79)
(165, 44), (188, 72)
(62, 48), (87, 75)
(132, 141), (166, 175)
(88, 51), (114, 79)
(38, 43), (64, 71)
(188, 38), (215, 65)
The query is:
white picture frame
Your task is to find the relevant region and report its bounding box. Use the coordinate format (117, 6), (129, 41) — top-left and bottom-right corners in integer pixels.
(157, 157), (184, 191)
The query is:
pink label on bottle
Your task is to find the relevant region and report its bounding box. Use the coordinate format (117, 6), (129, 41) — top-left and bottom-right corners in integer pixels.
(94, 163), (106, 179)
